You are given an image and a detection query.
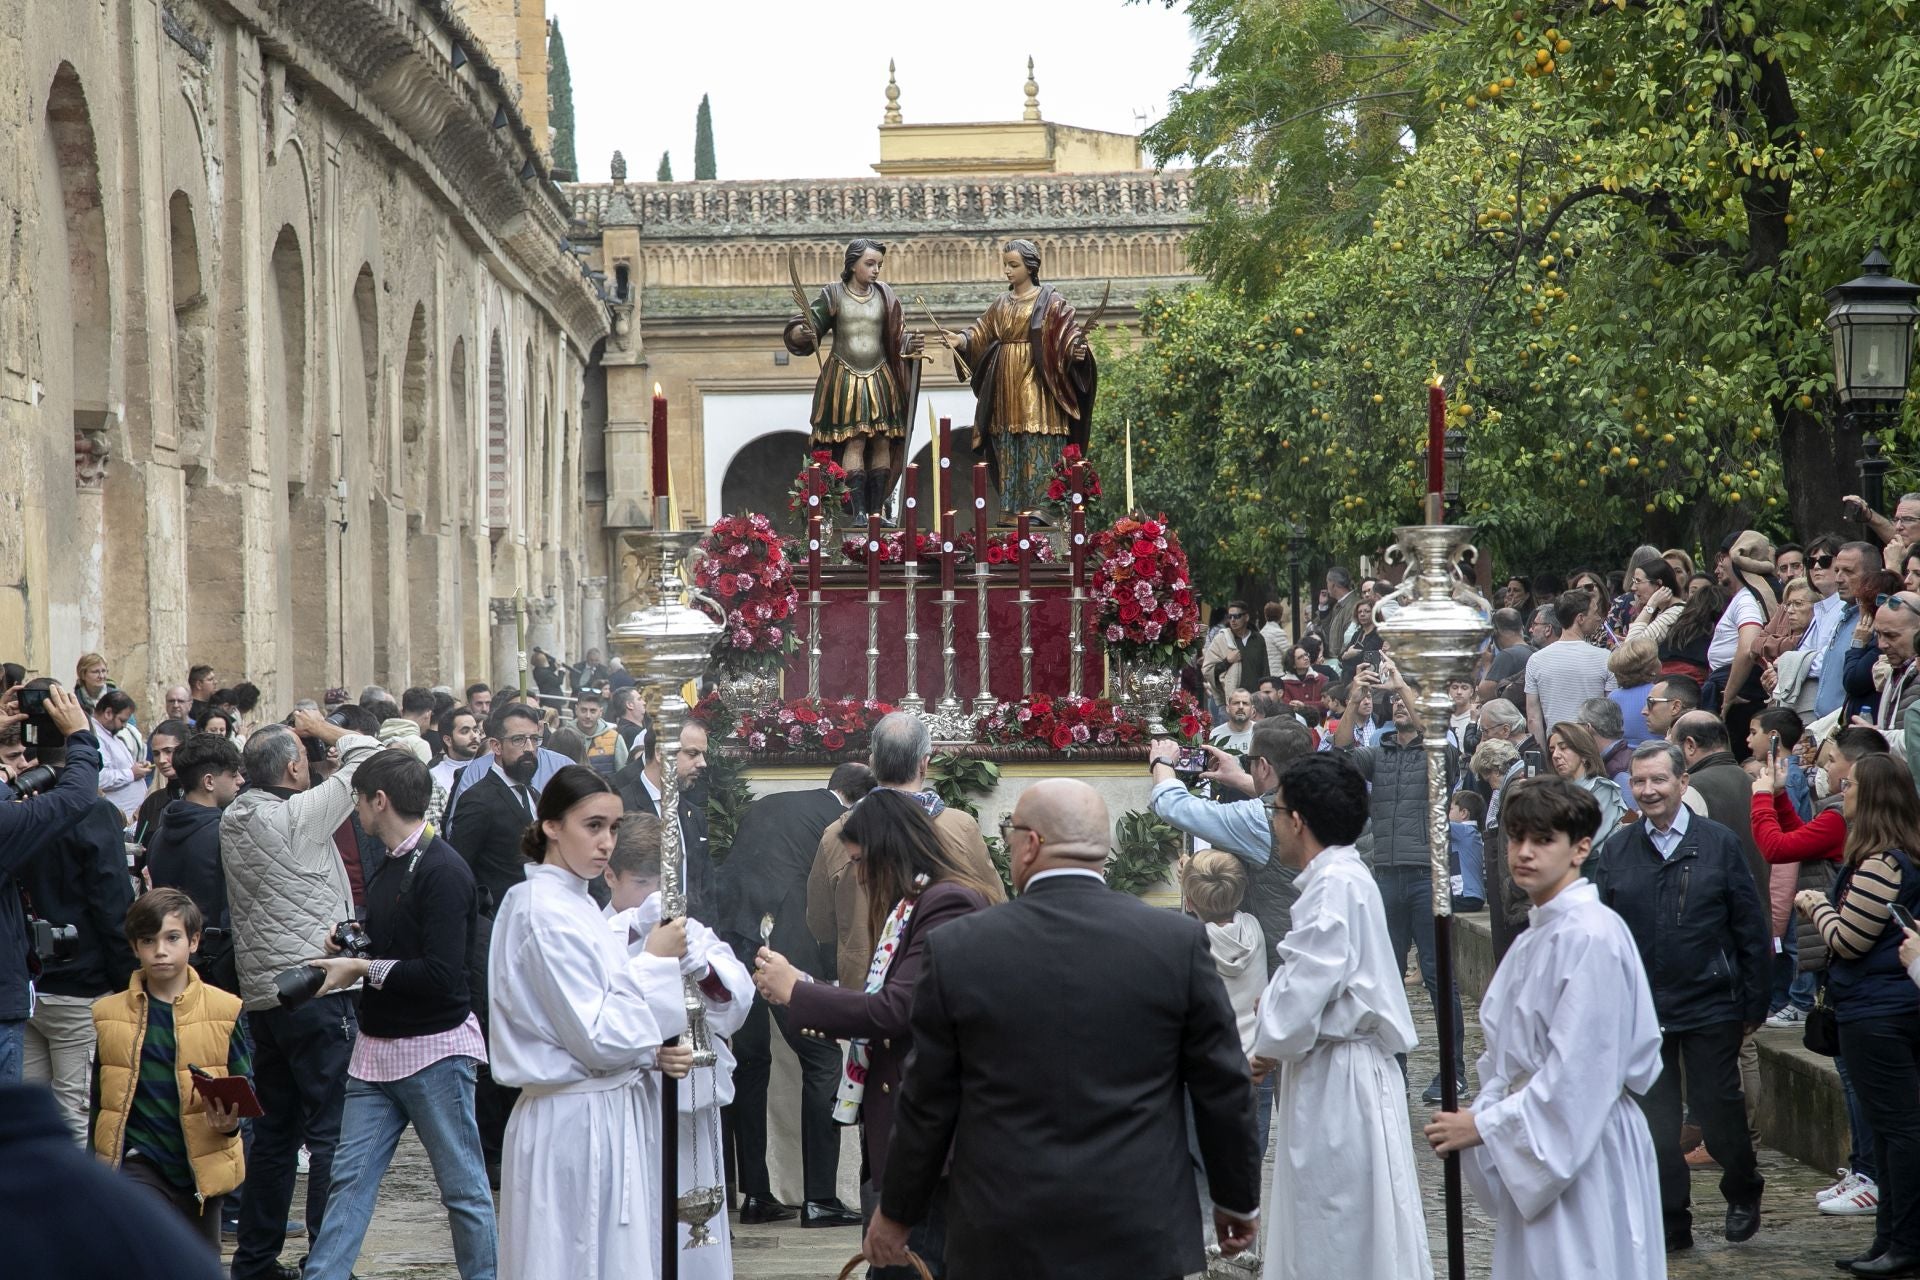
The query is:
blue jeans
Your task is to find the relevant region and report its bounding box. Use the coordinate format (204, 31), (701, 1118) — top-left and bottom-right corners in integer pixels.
(301, 1054), (496, 1280)
(1375, 865), (1466, 1081)
(1770, 929), (1817, 1015)
(0, 1017), (23, 1083)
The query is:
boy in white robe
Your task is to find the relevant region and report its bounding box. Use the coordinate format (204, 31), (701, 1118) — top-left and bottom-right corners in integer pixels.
(488, 777), (689, 1280)
(1425, 775), (1665, 1280)
(604, 817), (755, 1280)
(1250, 754), (1433, 1280)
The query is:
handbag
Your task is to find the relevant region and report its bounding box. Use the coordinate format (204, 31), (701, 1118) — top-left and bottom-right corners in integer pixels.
(1804, 988), (1840, 1057)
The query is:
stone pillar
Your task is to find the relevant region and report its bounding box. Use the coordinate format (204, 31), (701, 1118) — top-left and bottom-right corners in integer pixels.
(490, 597), (522, 691)
(527, 593), (559, 660)
(579, 576), (607, 662)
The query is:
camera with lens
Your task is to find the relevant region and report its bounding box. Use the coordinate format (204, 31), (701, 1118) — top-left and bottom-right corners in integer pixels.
(30, 918), (78, 965)
(272, 918), (373, 1007)
(285, 708), (351, 763)
(9, 763), (59, 799)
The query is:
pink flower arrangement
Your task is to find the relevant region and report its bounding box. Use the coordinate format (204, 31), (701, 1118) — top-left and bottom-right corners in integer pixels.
(693, 513), (798, 674)
(980, 530), (1056, 567)
(726, 696), (897, 755)
(787, 450), (853, 516)
(1086, 514), (1199, 667)
(975, 688), (1207, 751)
(1043, 443), (1103, 521)
(840, 530), (978, 566)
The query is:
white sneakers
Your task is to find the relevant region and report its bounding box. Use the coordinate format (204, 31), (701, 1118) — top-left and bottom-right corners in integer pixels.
(1764, 1005), (1808, 1029)
(1818, 1169), (1881, 1216)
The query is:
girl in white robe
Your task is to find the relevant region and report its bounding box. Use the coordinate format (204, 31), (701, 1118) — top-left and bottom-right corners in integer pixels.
(1251, 841), (1433, 1280)
(488, 765), (689, 1280)
(1425, 776), (1666, 1280)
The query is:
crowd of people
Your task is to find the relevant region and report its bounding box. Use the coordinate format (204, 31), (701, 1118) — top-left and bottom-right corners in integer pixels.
(8, 490), (1920, 1279)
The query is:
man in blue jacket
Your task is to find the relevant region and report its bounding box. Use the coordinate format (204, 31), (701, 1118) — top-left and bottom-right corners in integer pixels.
(1593, 738), (1771, 1254)
(0, 683), (104, 1084)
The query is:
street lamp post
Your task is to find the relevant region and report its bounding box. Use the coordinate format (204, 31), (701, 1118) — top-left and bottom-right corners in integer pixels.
(1825, 245), (1920, 516)
(1286, 523), (1308, 644)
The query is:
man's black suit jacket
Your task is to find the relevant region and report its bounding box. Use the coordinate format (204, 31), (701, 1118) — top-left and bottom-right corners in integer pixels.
(445, 771), (536, 919)
(712, 787), (845, 977)
(881, 871), (1260, 1280)
(611, 761), (713, 921)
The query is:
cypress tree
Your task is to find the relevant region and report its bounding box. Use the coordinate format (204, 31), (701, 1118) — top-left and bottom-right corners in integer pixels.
(694, 94), (716, 180)
(546, 19), (577, 179)
(656, 151), (673, 182)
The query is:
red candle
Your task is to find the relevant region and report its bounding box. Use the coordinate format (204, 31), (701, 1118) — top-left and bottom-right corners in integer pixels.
(809, 459), (824, 506)
(1427, 378), (1446, 496)
(1016, 513), (1032, 591)
(973, 462), (990, 551)
(807, 513), (822, 591)
(652, 383), (669, 513)
(940, 509), (956, 591)
(867, 513), (882, 591)
(901, 463), (919, 560)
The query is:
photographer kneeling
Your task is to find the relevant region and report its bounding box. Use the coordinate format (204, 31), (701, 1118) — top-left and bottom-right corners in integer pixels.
(1149, 716), (1317, 944)
(220, 711), (379, 1280)
(296, 750), (494, 1280)
(0, 683), (107, 1087)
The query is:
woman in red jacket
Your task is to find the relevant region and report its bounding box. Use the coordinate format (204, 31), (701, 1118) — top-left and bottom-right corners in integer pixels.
(753, 789), (999, 1277)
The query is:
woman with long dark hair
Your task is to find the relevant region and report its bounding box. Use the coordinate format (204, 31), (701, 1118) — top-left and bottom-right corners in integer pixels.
(488, 763), (691, 1280)
(753, 789), (999, 1275)
(1659, 583), (1727, 682)
(1797, 754), (1920, 1274)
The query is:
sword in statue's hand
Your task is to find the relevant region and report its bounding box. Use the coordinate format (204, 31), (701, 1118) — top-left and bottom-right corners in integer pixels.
(913, 294), (971, 381)
(785, 250), (825, 372)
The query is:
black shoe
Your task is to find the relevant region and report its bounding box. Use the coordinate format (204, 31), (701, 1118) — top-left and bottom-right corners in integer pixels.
(845, 470), (867, 522)
(1665, 1229), (1694, 1253)
(1841, 1251), (1888, 1273)
(1852, 1253), (1920, 1277)
(801, 1198), (863, 1228)
(1725, 1201), (1761, 1243)
(739, 1196), (797, 1225)
(1420, 1074), (1469, 1106)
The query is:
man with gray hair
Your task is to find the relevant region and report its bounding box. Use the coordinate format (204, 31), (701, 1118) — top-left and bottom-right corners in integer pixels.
(1593, 738), (1769, 1252)
(806, 712), (1005, 990)
(1579, 694), (1634, 794)
(221, 711), (382, 1279)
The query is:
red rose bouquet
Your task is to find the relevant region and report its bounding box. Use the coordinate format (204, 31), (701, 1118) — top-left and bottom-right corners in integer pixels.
(692, 513), (799, 675)
(1086, 514), (1199, 669)
(1044, 443), (1103, 523)
(787, 450), (853, 517)
(841, 530), (978, 565)
(980, 530), (1056, 567)
(732, 696), (896, 755)
(976, 693), (1145, 753)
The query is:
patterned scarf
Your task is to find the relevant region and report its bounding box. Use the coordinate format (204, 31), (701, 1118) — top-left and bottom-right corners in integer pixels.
(831, 872), (929, 1125)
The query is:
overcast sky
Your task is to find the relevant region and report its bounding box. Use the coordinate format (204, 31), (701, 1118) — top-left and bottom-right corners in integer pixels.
(545, 0), (1200, 182)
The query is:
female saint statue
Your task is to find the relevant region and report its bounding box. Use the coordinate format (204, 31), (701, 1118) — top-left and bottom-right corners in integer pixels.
(783, 239), (923, 522)
(941, 239), (1097, 522)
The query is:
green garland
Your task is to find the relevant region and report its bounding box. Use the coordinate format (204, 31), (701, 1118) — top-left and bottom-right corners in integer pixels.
(1104, 809), (1184, 898)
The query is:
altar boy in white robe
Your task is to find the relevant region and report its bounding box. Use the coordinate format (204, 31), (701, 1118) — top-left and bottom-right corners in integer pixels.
(488, 765), (690, 1280)
(604, 814), (755, 1280)
(1250, 754), (1433, 1280)
(1425, 776), (1666, 1280)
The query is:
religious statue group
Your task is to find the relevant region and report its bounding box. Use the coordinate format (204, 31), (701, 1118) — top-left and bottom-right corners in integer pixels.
(783, 237), (1098, 524)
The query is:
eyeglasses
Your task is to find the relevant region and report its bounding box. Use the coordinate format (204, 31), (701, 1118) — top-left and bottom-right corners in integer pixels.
(1226, 612), (1247, 621)
(1644, 696), (1679, 706)
(1895, 514), (1920, 528)
(1809, 554), (1836, 569)
(1883, 595), (1920, 617)
(997, 816), (1041, 845)
(496, 733), (541, 748)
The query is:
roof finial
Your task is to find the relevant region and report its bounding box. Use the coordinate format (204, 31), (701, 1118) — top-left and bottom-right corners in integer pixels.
(1023, 56), (1040, 121)
(884, 59), (902, 126)
(610, 150), (627, 184)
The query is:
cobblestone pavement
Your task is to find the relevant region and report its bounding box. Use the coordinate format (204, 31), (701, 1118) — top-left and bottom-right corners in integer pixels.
(267, 975), (1871, 1279)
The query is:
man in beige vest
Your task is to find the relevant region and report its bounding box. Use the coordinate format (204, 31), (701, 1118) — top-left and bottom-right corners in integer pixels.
(807, 712), (1006, 987)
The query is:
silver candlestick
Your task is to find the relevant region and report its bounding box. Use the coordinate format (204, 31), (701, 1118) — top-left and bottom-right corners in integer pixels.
(866, 587), (881, 702)
(1016, 588), (1035, 700)
(1068, 583), (1086, 698)
(900, 560), (925, 714)
(805, 588), (822, 700)
(972, 557), (996, 718)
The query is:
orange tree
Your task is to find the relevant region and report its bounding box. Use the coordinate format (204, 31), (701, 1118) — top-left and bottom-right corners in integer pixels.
(1119, 0), (1920, 594)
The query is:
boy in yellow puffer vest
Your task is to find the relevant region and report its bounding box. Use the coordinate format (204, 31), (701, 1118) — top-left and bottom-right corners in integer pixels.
(90, 887), (252, 1252)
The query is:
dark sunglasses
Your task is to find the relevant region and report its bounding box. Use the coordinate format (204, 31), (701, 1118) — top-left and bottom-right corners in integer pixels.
(1809, 554), (1836, 569)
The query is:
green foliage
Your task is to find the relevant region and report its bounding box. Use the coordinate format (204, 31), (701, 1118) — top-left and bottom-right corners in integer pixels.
(983, 834), (1016, 900)
(1123, 0), (1920, 574)
(546, 19), (576, 179)
(927, 753), (999, 819)
(656, 151), (673, 183)
(1105, 809), (1184, 897)
(702, 748), (754, 867)
(694, 94), (717, 181)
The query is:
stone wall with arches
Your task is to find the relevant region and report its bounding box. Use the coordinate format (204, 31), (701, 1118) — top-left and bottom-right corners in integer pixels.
(0, 0), (608, 711)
